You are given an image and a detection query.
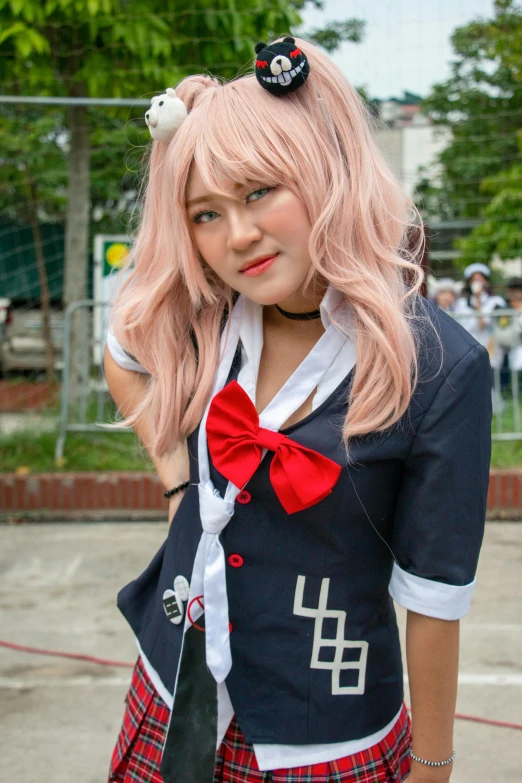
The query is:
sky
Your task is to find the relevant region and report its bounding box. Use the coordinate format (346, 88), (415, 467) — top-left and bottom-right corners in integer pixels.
(299, 0), (495, 100)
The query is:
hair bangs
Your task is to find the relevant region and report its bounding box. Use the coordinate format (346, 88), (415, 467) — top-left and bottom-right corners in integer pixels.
(189, 77), (311, 195)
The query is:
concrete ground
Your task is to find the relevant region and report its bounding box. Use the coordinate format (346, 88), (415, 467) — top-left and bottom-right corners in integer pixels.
(0, 522), (520, 783)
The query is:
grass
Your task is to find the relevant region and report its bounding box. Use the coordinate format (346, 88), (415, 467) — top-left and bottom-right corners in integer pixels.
(490, 440), (522, 468)
(490, 392), (522, 467)
(0, 428), (155, 472)
(0, 388), (155, 472)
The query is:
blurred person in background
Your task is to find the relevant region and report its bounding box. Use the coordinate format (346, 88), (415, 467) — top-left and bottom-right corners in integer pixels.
(493, 278), (522, 389)
(430, 278), (459, 313)
(454, 262), (506, 369)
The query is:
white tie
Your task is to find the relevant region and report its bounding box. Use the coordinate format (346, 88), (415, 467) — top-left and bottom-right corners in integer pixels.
(189, 295), (349, 684)
(196, 484), (235, 682)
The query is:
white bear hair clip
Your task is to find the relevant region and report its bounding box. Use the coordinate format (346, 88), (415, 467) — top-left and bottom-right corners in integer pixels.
(145, 88), (188, 143)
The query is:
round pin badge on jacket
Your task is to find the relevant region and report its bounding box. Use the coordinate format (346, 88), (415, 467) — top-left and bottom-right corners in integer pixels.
(254, 37), (310, 95)
(162, 589), (184, 624)
(173, 575), (190, 602)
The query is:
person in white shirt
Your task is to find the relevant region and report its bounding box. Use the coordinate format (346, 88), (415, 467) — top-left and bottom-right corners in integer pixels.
(494, 277), (522, 373)
(454, 262), (507, 367)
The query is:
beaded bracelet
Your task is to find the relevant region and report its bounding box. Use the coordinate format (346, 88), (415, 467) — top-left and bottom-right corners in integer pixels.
(163, 481), (190, 499)
(410, 750), (455, 768)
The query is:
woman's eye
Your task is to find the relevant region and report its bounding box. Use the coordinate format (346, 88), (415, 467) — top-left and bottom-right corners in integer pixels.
(246, 187), (273, 202)
(193, 210), (219, 224)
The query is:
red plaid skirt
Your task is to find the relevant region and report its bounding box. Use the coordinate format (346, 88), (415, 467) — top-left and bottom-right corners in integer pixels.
(109, 658), (412, 783)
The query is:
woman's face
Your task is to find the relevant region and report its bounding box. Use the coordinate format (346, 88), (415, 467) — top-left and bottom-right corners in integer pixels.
(185, 165), (316, 307)
(509, 289), (522, 307)
(470, 272), (488, 288)
(435, 290), (456, 310)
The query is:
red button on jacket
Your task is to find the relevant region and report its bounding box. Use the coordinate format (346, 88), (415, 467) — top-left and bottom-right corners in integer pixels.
(228, 554), (244, 568)
(237, 490), (252, 504)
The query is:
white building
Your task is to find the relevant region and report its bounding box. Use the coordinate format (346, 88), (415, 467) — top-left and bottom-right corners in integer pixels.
(372, 117), (451, 201)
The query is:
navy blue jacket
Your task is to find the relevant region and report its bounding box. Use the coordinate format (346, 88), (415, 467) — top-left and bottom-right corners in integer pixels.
(118, 300), (492, 745)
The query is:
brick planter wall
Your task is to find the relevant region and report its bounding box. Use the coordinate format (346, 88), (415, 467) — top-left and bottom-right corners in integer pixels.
(0, 469), (522, 518)
(488, 468), (522, 509)
(0, 472), (167, 512)
(0, 381), (60, 412)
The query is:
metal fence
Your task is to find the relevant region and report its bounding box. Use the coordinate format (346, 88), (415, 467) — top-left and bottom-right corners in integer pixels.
(449, 308), (522, 441)
(54, 299), (129, 462)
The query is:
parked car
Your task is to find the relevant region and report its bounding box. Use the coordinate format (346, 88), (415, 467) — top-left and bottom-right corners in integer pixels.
(0, 306), (64, 377)
(0, 297), (12, 350)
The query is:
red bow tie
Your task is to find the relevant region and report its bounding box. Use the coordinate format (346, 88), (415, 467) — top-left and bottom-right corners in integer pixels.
(206, 381), (341, 514)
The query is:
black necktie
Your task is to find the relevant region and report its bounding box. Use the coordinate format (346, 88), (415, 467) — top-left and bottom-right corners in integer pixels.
(160, 613), (218, 783)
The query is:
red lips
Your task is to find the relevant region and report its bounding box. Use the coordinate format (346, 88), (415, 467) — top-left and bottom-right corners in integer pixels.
(239, 253), (278, 272)
(240, 254), (279, 277)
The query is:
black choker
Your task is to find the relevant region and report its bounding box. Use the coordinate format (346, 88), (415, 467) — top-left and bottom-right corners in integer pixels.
(275, 304), (322, 321)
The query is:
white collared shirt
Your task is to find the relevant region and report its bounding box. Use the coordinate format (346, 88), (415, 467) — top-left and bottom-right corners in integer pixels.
(453, 293), (506, 368)
(107, 286), (401, 770)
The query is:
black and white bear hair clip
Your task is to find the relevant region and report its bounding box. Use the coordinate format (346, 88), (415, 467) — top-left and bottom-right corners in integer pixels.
(254, 37), (310, 96)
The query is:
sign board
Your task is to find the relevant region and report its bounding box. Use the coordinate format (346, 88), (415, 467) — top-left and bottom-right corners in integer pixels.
(93, 234), (132, 365)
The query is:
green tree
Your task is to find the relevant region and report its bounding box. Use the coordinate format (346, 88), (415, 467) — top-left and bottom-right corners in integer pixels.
(418, 0), (522, 270)
(0, 0), (364, 400)
(0, 106), (67, 380)
(455, 133), (522, 264)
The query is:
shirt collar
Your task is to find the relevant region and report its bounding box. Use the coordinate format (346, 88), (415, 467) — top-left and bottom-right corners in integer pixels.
(238, 285), (354, 393)
(319, 284), (354, 336)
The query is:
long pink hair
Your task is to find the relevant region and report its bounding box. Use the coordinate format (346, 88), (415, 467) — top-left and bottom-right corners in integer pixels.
(111, 38), (434, 460)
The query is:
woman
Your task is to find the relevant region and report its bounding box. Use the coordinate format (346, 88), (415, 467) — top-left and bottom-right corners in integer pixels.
(454, 263), (506, 368)
(492, 277), (522, 393)
(494, 277), (522, 370)
(104, 37), (492, 783)
(429, 278), (459, 313)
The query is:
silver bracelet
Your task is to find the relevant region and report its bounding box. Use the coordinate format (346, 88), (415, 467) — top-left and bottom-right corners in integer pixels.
(410, 749), (455, 767)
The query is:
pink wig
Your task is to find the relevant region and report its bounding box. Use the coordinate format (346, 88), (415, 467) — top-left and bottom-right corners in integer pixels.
(110, 39), (435, 460)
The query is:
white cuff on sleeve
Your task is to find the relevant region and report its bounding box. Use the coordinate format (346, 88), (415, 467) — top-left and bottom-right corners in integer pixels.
(106, 327), (149, 374)
(389, 562), (475, 620)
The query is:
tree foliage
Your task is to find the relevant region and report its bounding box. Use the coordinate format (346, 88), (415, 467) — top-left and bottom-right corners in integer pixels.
(0, 0), (364, 399)
(419, 0), (522, 266)
(0, 105), (67, 379)
(0, 0), (365, 236)
(0, 106), (67, 223)
(0, 0), (363, 92)
(455, 133), (522, 263)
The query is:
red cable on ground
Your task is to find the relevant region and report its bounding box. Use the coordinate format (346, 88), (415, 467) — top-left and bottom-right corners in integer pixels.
(1, 639), (521, 730)
(404, 706), (522, 731)
(0, 639), (134, 669)
(454, 712), (522, 731)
